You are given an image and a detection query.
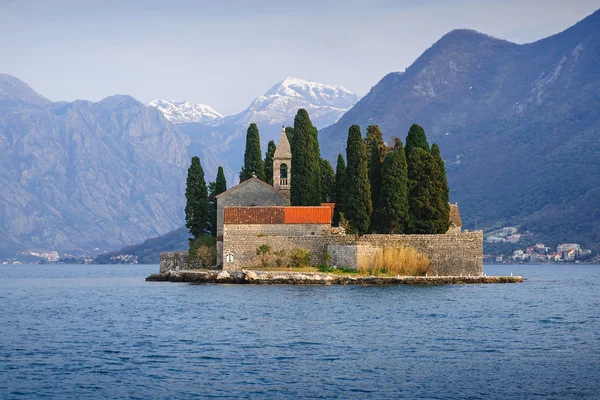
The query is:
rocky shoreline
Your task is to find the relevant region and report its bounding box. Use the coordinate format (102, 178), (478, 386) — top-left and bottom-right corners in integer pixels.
(146, 270), (523, 285)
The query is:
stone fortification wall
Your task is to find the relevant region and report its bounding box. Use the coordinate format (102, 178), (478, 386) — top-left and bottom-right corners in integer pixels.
(221, 223), (350, 270)
(160, 231), (482, 276)
(159, 251), (189, 273)
(357, 231), (483, 276)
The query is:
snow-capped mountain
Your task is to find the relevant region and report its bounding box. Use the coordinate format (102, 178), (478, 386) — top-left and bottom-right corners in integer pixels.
(146, 99), (223, 124)
(224, 77), (359, 129)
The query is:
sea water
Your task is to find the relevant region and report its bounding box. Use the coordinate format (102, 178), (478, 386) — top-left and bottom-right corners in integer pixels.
(1, 264), (599, 399)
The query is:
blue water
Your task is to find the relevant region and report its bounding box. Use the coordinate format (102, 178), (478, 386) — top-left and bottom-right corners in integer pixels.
(1, 264), (599, 399)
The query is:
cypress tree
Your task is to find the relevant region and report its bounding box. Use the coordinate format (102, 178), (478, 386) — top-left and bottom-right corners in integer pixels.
(185, 156), (209, 240)
(215, 166), (227, 195)
(264, 140), (276, 185)
(319, 158), (336, 203)
(291, 109), (321, 206)
(431, 144), (450, 233)
(207, 166), (228, 237)
(365, 125), (387, 232)
(332, 154), (346, 227)
(344, 125), (372, 236)
(239, 123), (265, 182)
(379, 138), (409, 234)
(407, 148), (437, 234)
(405, 123), (430, 157)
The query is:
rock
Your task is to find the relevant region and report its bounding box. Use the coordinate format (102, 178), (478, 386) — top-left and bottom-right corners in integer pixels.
(245, 271), (258, 281)
(216, 271), (230, 280)
(323, 275), (334, 282)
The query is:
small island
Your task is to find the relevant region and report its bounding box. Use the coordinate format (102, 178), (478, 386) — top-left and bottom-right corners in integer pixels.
(149, 111), (521, 285)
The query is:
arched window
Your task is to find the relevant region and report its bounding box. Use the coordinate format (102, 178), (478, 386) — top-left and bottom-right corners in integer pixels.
(280, 163), (288, 179)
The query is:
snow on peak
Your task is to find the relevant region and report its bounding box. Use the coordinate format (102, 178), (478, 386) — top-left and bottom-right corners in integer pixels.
(147, 99), (223, 124)
(226, 77), (359, 128)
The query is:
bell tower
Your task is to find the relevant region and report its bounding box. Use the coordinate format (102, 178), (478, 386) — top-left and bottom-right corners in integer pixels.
(273, 126), (291, 198)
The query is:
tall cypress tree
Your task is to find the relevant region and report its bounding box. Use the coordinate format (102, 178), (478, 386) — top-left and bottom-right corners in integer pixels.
(431, 144), (450, 233)
(379, 138), (409, 234)
(185, 156), (209, 240)
(365, 125), (387, 232)
(239, 123), (265, 182)
(264, 140), (276, 185)
(407, 148), (437, 234)
(207, 166), (228, 237)
(319, 158), (336, 203)
(344, 125), (372, 236)
(405, 123), (430, 158)
(291, 109), (321, 206)
(332, 154), (346, 227)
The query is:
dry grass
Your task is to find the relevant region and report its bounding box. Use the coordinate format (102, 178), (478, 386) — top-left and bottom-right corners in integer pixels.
(358, 246), (430, 276)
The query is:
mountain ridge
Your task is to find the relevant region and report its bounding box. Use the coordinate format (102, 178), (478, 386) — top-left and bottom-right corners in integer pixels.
(320, 9), (600, 249)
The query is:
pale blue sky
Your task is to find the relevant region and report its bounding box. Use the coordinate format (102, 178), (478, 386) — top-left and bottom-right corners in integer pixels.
(1, 0), (598, 115)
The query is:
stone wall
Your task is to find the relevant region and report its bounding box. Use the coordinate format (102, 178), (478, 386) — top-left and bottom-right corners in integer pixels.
(221, 223), (347, 270)
(358, 232), (483, 276)
(161, 230), (483, 276)
(159, 251), (189, 273)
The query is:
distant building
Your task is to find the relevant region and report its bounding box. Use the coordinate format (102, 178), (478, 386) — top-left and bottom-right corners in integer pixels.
(557, 243), (581, 253)
(502, 227), (517, 236)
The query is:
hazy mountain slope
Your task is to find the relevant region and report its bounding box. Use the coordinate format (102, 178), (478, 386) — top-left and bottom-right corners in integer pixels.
(320, 10), (600, 249)
(95, 226), (190, 264)
(0, 76), (202, 253)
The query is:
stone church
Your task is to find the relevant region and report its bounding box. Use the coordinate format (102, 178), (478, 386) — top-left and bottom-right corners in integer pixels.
(211, 126), (476, 275)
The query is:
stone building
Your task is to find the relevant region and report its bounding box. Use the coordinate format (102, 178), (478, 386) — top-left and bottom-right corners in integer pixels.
(214, 178), (289, 265)
(272, 126), (291, 198)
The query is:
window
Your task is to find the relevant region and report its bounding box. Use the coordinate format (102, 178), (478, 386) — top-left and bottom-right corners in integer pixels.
(280, 163), (288, 179)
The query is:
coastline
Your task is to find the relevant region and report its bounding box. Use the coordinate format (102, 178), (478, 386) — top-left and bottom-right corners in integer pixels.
(146, 269), (523, 285)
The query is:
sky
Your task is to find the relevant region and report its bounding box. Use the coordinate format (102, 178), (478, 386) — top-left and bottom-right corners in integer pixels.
(1, 0), (598, 115)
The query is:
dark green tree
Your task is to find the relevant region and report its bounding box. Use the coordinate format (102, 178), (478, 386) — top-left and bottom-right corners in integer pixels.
(185, 156), (209, 240)
(344, 125), (372, 236)
(290, 109), (321, 206)
(207, 166), (228, 237)
(365, 125), (387, 232)
(431, 143), (450, 233)
(407, 147), (438, 234)
(405, 123), (430, 157)
(319, 158), (336, 203)
(285, 126), (294, 144)
(379, 138), (409, 234)
(264, 140), (276, 185)
(239, 123), (265, 182)
(332, 154), (346, 226)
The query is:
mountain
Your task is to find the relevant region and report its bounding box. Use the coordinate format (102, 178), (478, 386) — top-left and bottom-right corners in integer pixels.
(165, 77), (359, 183)
(0, 74), (225, 255)
(146, 99), (223, 125)
(0, 73), (51, 109)
(223, 77), (359, 128)
(320, 10), (600, 249)
(94, 226), (190, 264)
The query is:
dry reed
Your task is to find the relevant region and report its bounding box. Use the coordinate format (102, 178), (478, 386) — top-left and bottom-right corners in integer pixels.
(358, 246), (430, 276)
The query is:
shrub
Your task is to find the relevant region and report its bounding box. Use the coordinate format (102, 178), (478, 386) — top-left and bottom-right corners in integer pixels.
(290, 248), (312, 268)
(321, 252), (332, 268)
(273, 249), (287, 268)
(358, 246), (430, 276)
(189, 235), (217, 268)
(256, 244), (272, 267)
